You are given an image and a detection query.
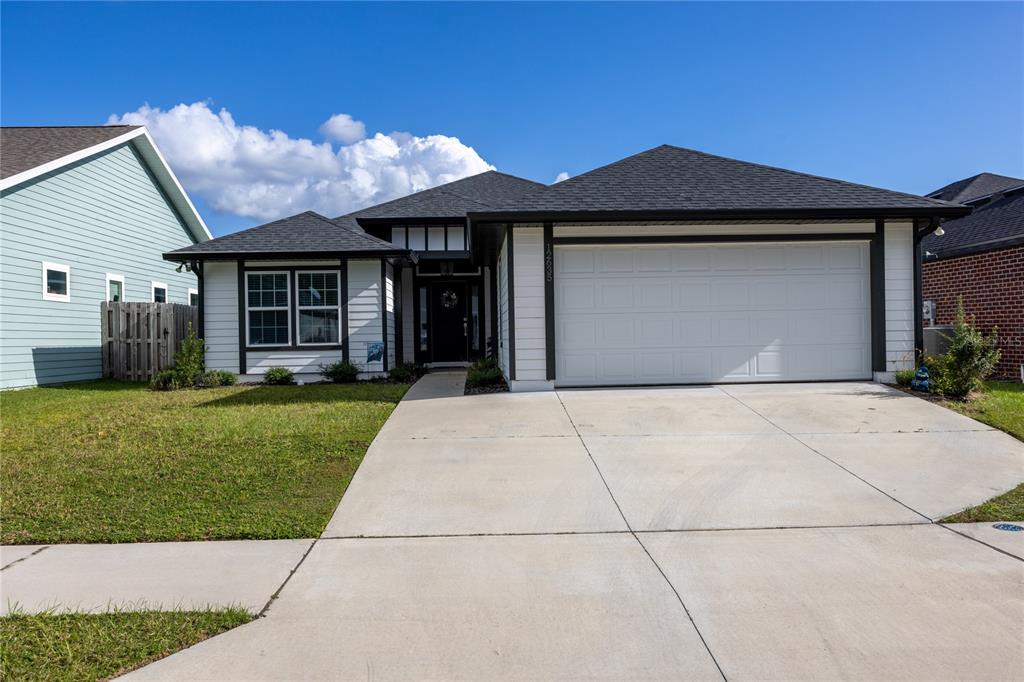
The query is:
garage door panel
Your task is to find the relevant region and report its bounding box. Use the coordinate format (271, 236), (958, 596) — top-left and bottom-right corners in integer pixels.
(555, 243), (871, 386)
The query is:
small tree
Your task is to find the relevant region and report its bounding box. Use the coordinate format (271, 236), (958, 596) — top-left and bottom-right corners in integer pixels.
(173, 323), (205, 386)
(938, 299), (1000, 399)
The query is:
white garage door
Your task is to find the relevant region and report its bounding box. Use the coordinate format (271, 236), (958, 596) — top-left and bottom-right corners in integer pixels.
(555, 242), (871, 386)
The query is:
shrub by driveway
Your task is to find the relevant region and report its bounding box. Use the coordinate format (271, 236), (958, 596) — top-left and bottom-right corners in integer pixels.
(1, 381), (407, 544)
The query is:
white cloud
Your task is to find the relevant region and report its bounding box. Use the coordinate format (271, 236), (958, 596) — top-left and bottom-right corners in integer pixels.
(554, 171), (570, 183)
(319, 113), (366, 144)
(107, 102), (494, 221)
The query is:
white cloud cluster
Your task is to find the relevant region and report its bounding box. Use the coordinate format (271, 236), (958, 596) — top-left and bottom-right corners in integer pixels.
(107, 102), (494, 221)
(554, 171), (570, 183)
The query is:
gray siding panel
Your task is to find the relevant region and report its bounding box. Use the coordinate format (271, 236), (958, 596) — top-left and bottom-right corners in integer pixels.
(0, 143), (199, 389)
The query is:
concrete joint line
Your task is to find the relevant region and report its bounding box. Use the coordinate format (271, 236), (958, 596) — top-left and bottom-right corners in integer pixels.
(715, 386), (934, 524)
(257, 539), (318, 618)
(554, 391), (729, 682)
(937, 524), (1024, 563)
(0, 545), (49, 571)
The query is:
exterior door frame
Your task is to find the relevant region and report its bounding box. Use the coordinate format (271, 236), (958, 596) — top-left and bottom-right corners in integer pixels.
(412, 271), (486, 364)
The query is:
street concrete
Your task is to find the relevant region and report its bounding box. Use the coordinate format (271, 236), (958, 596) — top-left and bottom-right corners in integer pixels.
(0, 539), (312, 614)
(641, 524), (1024, 681)
(946, 522), (1024, 560)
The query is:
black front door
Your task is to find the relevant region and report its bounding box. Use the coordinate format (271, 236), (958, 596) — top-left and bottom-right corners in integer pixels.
(430, 282), (468, 362)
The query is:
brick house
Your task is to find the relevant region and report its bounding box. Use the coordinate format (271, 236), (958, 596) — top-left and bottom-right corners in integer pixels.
(922, 173), (1024, 379)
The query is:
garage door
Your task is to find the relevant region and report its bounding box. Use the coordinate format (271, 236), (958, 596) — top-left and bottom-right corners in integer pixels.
(554, 242), (871, 386)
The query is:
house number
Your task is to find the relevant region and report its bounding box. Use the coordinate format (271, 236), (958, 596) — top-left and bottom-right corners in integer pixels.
(544, 243), (554, 283)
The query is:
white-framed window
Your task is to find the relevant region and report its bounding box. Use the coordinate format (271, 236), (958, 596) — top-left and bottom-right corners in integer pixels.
(188, 288), (199, 306)
(106, 273), (125, 302)
(246, 272), (290, 346)
(151, 281), (168, 303)
(295, 271), (341, 345)
(41, 262), (71, 302)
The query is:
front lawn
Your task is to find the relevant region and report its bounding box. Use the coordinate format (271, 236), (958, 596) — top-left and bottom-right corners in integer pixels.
(1, 381), (407, 544)
(945, 380), (1024, 441)
(0, 608), (251, 681)
(942, 483), (1024, 523)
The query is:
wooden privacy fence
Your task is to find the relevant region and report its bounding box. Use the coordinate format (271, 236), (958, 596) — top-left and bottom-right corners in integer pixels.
(101, 302), (198, 381)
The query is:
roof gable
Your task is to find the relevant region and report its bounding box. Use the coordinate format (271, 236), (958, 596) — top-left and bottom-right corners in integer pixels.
(922, 186), (1024, 258)
(927, 172), (1024, 204)
(479, 145), (965, 218)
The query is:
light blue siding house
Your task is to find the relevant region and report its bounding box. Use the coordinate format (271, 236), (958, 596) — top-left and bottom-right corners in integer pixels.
(0, 125), (211, 388)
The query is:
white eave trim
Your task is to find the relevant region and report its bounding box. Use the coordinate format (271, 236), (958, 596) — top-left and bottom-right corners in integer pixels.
(0, 127), (212, 243)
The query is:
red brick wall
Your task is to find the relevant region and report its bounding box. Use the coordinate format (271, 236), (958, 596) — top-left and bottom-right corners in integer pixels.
(922, 244), (1023, 379)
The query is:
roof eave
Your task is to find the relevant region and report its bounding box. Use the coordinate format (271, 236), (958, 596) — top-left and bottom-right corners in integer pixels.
(467, 206), (972, 223)
(163, 248), (411, 262)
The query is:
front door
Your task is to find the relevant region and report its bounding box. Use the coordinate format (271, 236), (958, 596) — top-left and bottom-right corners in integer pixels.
(429, 281), (468, 362)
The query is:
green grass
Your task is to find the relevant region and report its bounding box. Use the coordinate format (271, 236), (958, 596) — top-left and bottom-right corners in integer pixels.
(0, 608), (251, 681)
(1, 380), (407, 544)
(942, 483), (1024, 523)
(945, 380), (1024, 441)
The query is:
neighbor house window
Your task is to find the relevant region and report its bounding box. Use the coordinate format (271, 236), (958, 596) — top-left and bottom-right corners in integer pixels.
(390, 226), (407, 248)
(447, 224), (466, 250)
(407, 225), (426, 250)
(296, 271), (340, 345)
(42, 262), (70, 302)
(246, 272), (290, 346)
(188, 288), (199, 306)
(151, 282), (168, 303)
(428, 226), (445, 250)
(106, 274), (124, 302)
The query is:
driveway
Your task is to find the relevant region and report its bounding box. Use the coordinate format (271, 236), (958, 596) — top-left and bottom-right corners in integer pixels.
(132, 373), (1024, 680)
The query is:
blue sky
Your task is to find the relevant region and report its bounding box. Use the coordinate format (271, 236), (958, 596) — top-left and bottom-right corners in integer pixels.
(3, 2), (1022, 237)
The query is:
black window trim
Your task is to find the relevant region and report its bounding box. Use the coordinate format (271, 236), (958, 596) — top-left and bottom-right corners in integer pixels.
(295, 270), (342, 348)
(245, 270), (291, 348)
(242, 265), (345, 352)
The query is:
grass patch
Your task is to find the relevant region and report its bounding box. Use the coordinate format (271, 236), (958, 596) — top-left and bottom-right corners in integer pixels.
(0, 608), (251, 681)
(944, 381), (1024, 441)
(1, 380), (407, 544)
(942, 483), (1024, 523)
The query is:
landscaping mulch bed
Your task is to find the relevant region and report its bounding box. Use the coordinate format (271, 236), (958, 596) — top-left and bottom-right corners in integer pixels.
(465, 381), (509, 395)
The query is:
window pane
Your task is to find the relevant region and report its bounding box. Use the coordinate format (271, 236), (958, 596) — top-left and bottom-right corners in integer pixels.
(447, 225), (465, 250)
(46, 269), (67, 296)
(299, 309), (339, 344)
(407, 226), (426, 250)
(391, 227), (406, 248)
(249, 310), (289, 345)
(419, 287), (428, 352)
(189, 292), (199, 306)
(471, 285), (480, 351)
(109, 280), (123, 302)
(248, 273), (288, 307)
(428, 226), (445, 250)
(153, 287), (167, 303)
(298, 272), (338, 307)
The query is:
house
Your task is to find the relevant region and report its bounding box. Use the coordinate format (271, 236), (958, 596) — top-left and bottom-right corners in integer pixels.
(165, 145), (968, 390)
(0, 126), (211, 389)
(922, 173), (1024, 378)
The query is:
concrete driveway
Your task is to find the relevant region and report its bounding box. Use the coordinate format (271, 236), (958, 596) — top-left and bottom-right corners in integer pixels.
(133, 373), (1024, 681)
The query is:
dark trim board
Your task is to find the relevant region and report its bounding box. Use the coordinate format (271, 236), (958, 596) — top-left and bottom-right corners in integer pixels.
(236, 260), (246, 374)
(165, 249), (409, 263)
(195, 261), (204, 339)
(870, 219), (887, 373)
(506, 224), (516, 381)
(380, 260), (389, 373)
(543, 222), (555, 381)
(340, 260), (350, 362)
(488, 264), (498, 358)
(394, 265), (403, 365)
(913, 222), (924, 360)
(552, 232), (875, 246)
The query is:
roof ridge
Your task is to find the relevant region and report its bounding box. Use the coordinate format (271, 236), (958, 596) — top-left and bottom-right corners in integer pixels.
(0, 124), (139, 129)
(347, 170), (501, 217)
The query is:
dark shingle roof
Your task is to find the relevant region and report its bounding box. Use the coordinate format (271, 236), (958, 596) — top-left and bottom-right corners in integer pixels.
(347, 170), (547, 220)
(165, 211), (403, 259)
(477, 145), (966, 219)
(1, 126), (140, 180)
(922, 179), (1024, 259)
(927, 172), (1024, 204)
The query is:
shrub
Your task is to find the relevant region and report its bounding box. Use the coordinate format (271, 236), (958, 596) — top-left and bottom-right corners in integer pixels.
(894, 367), (916, 387)
(466, 357), (505, 388)
(173, 324), (205, 386)
(150, 369), (185, 391)
(321, 360), (360, 383)
(936, 300), (1000, 399)
(263, 366), (296, 385)
(195, 370), (237, 388)
(389, 362), (426, 383)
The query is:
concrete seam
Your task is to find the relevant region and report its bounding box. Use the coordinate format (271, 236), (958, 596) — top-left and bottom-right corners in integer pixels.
(0, 545), (49, 572)
(554, 391), (729, 682)
(936, 524), (1024, 563)
(256, 538), (318, 618)
(715, 386), (934, 524)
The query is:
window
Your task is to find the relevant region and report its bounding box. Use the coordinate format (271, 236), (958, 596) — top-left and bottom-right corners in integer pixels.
(428, 226), (446, 250)
(151, 282), (168, 303)
(418, 286), (428, 352)
(407, 225), (426, 250)
(296, 271), (340, 345)
(391, 227), (407, 248)
(106, 274), (124, 302)
(246, 272), (290, 346)
(446, 224), (466, 250)
(42, 262), (70, 302)
(188, 288), (199, 306)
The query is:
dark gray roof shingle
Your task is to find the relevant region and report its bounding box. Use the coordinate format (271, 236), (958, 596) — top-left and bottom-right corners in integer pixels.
(166, 211), (402, 259)
(477, 145), (966, 218)
(927, 172), (1024, 204)
(1, 126), (140, 180)
(347, 170), (547, 220)
(923, 176), (1024, 259)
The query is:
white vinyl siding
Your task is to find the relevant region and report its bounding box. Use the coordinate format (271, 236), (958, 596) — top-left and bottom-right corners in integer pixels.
(385, 262), (395, 369)
(497, 233), (510, 376)
(884, 221), (915, 372)
(401, 267), (415, 361)
(511, 225), (547, 383)
(246, 349), (343, 375)
(348, 259), (385, 374)
(203, 261), (240, 373)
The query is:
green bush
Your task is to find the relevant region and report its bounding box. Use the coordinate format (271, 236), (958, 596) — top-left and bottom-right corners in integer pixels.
(466, 357), (505, 388)
(320, 360), (360, 383)
(389, 362), (426, 383)
(263, 367), (296, 385)
(174, 324), (205, 386)
(195, 370), (237, 388)
(935, 301), (1001, 399)
(894, 367), (916, 387)
(150, 369), (185, 391)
